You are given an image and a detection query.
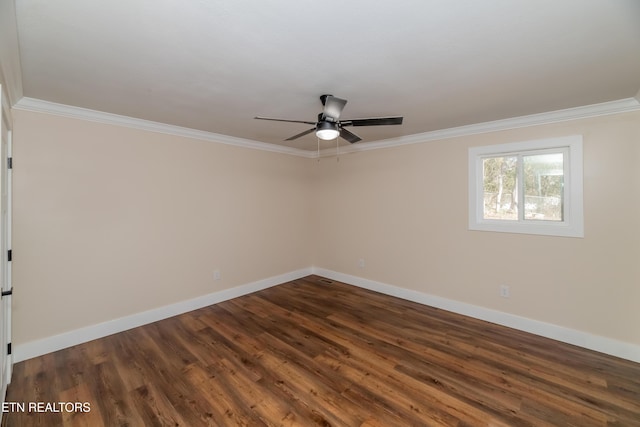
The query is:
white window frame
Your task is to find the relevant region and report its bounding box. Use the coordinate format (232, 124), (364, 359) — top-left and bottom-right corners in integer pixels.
(468, 135), (584, 238)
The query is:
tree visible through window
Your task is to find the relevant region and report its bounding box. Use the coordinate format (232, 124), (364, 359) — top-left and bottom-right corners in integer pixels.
(523, 152), (563, 221)
(482, 151), (564, 222)
(483, 156), (518, 220)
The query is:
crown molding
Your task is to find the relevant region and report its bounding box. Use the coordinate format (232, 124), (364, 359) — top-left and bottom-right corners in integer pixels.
(319, 97), (640, 157)
(13, 97), (316, 158)
(13, 96), (640, 159)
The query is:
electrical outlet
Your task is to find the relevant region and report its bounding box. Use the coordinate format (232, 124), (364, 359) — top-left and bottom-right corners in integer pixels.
(499, 284), (510, 298)
(214, 270), (221, 281)
(358, 258), (365, 268)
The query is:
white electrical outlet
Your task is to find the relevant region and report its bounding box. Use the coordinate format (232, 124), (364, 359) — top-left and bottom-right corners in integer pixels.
(500, 284), (510, 298)
(358, 258), (365, 268)
(214, 270), (221, 281)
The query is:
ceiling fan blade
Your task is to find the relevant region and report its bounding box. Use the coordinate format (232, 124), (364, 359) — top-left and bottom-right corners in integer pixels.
(321, 95), (347, 121)
(341, 116), (403, 127)
(340, 128), (362, 144)
(285, 127), (316, 141)
(255, 116), (316, 125)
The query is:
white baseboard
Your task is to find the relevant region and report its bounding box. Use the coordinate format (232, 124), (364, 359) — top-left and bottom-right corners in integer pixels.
(13, 268), (313, 363)
(13, 267), (640, 364)
(312, 267), (640, 364)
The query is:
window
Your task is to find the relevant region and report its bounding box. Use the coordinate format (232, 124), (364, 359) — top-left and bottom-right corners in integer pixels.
(468, 135), (583, 237)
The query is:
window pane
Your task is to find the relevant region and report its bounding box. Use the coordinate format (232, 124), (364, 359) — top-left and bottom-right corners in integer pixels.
(483, 156), (518, 220)
(523, 153), (563, 221)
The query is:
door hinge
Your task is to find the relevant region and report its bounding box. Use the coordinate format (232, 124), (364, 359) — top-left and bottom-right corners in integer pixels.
(7, 157), (12, 169)
(7, 343), (11, 355)
(7, 249), (11, 262)
(1, 288), (12, 297)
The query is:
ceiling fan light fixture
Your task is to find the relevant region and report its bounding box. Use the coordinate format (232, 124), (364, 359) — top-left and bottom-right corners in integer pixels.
(316, 121), (340, 140)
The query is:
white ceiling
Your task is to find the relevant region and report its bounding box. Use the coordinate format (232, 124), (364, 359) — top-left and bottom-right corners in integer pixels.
(13, 0), (640, 151)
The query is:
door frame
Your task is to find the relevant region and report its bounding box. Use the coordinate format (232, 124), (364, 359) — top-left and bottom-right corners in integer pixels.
(0, 84), (13, 411)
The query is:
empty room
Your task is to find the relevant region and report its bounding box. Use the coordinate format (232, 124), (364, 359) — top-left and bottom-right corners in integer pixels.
(0, 0), (639, 425)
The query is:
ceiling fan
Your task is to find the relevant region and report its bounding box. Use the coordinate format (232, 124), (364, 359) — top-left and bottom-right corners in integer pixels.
(255, 95), (403, 143)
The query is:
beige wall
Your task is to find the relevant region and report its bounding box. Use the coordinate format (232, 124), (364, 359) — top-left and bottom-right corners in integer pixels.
(12, 110), (313, 344)
(11, 107), (640, 350)
(312, 111), (640, 346)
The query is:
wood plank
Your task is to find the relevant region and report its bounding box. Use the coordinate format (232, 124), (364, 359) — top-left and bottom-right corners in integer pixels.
(3, 275), (639, 426)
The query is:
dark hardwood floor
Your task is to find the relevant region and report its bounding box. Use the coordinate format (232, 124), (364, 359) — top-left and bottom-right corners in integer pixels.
(3, 275), (640, 426)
